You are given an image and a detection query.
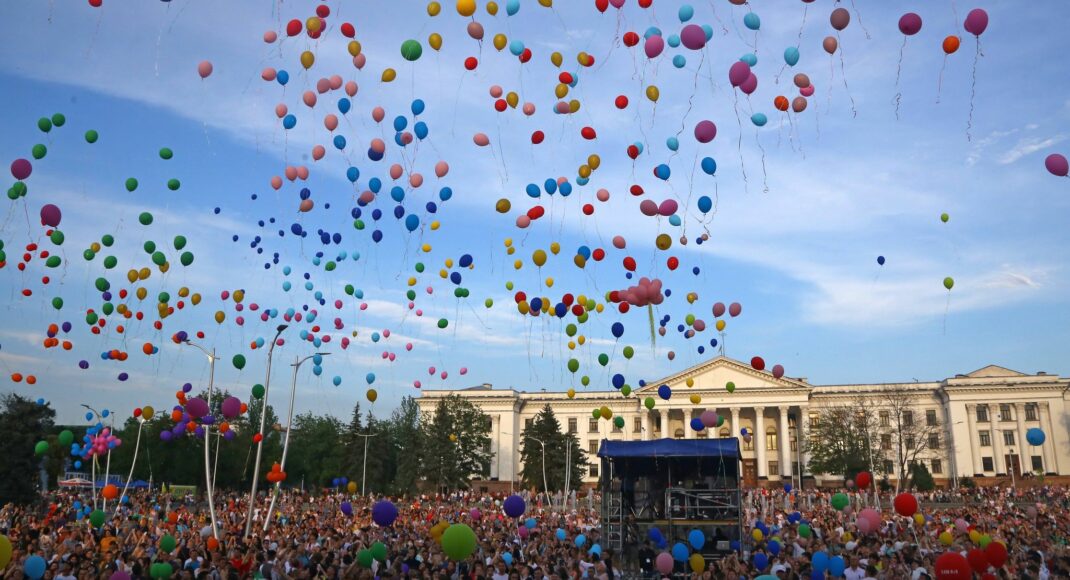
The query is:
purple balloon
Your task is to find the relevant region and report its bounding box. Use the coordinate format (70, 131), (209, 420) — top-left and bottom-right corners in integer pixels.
(658, 199), (679, 217)
(503, 494), (526, 518)
(372, 500), (399, 526)
(182, 382), (193, 393)
(680, 24), (706, 50)
(700, 411), (718, 428)
(740, 73), (758, 95)
(898, 13), (922, 36)
(694, 120), (717, 143)
(61, 321), (72, 333)
(1045, 153), (1069, 177)
(644, 35), (665, 59)
(728, 61), (751, 87)
(963, 8), (988, 36)
(117, 372), (129, 381)
(340, 501), (353, 516)
(40, 204), (62, 227)
(221, 396), (242, 419)
(110, 572), (132, 580)
(223, 430), (236, 440)
(10, 158), (32, 180)
(639, 200), (659, 216)
(160, 431), (173, 442)
(186, 397), (209, 419)
(78, 360), (89, 369)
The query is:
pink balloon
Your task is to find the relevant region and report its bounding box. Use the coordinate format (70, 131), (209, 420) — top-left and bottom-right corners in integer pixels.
(302, 91), (317, 107)
(772, 364), (784, 379)
(460, 367), (468, 375)
(680, 24), (706, 50)
(316, 78), (331, 94)
(639, 200), (659, 216)
(389, 353), (396, 361)
(275, 104), (288, 118)
(694, 120), (717, 143)
(261, 67), (277, 81)
(409, 173), (424, 188)
(518, 525), (529, 538)
(555, 101), (570, 114)
(963, 8), (988, 36)
(712, 302), (726, 317)
(898, 13), (922, 36)
(700, 411), (717, 428)
(10, 158), (32, 180)
(473, 133), (490, 146)
(405, 343), (413, 351)
(656, 553), (673, 575)
(467, 21), (484, 40)
(728, 61), (751, 87)
(728, 302), (742, 317)
(197, 60), (213, 79)
(489, 85), (503, 98)
(435, 161), (450, 177)
(516, 215), (531, 228)
(284, 166), (298, 180)
(658, 199), (678, 216)
(324, 114), (339, 131)
(429, 366), (436, 375)
(297, 166), (309, 180)
(440, 371), (448, 379)
(329, 75), (343, 90)
(263, 31), (278, 43)
(740, 72), (758, 95)
(693, 319), (706, 331)
(414, 380), (422, 388)
(312, 145), (325, 161)
(800, 85), (815, 97)
(612, 236), (626, 249)
(609, 0), (625, 7)
(597, 188), (611, 202)
(370, 138), (386, 153)
(389, 164), (404, 180)
(372, 107), (385, 123)
(1045, 153), (1069, 177)
(522, 102), (535, 115)
(39, 204), (61, 227)
(644, 35), (665, 59)
(270, 176), (282, 190)
(345, 81), (358, 97)
(359, 191), (375, 204)
(400, 132), (414, 145)
(353, 54), (367, 69)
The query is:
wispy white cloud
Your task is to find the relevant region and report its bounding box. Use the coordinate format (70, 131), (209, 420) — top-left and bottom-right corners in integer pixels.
(997, 135), (1067, 165)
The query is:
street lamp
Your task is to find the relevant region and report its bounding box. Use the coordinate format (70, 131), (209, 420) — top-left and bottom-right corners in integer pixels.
(528, 436), (550, 499)
(263, 352), (329, 533)
(182, 339), (220, 540)
(356, 428), (379, 495)
(1008, 447), (1017, 488)
(244, 324), (288, 538)
(500, 430), (514, 494)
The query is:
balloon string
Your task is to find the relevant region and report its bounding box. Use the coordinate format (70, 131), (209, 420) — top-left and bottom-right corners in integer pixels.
(943, 293), (951, 335)
(797, 4), (808, 42)
(967, 40), (980, 142)
(707, 0), (730, 37)
(894, 37), (906, 121)
(936, 55), (948, 104)
(755, 125), (769, 194)
(837, 33), (858, 118)
(733, 91), (749, 194)
(850, 0), (872, 40)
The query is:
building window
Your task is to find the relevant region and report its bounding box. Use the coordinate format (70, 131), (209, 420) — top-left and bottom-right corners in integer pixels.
(590, 464), (599, 478)
(696, 428), (708, 439)
(879, 411), (889, 427)
(928, 434), (940, 450)
(903, 411), (914, 427)
(880, 434), (892, 450)
(1025, 404), (1038, 421)
(655, 417), (662, 431)
(1003, 431), (1015, 446)
(589, 418), (599, 433)
(766, 428), (778, 451)
(883, 460), (895, 474)
(790, 432), (798, 452)
(633, 417), (642, 433)
(568, 418), (578, 434)
(674, 428), (684, 439)
(926, 410), (938, 427)
(768, 461), (779, 476)
(906, 436), (915, 450)
(589, 440), (599, 454)
(1032, 456), (1044, 472)
(982, 457), (994, 472)
(525, 418), (533, 430)
(1000, 404), (1012, 421)
(976, 406), (989, 422)
(931, 459), (943, 474)
(979, 431), (991, 447)
(808, 412), (819, 428)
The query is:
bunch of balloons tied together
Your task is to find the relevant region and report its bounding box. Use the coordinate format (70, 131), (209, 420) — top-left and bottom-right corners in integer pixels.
(609, 276), (663, 312)
(159, 383), (247, 442)
(265, 461), (287, 483)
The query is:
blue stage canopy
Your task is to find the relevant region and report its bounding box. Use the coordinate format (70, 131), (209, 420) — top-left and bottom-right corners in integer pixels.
(597, 437), (741, 459)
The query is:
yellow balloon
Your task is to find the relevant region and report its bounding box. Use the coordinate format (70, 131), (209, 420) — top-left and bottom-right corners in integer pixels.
(595, 303), (604, 313)
(138, 267), (151, 280)
(545, 277), (554, 287)
(567, 389), (576, 399)
(300, 50), (315, 70)
(116, 304), (128, 315)
(532, 249), (547, 267)
(555, 83), (569, 99)
(427, 1), (441, 16)
(914, 513), (925, 526)
(513, 259), (523, 270)
(90, 242), (101, 252)
(486, 1), (498, 15)
(690, 394), (701, 404)
(439, 269), (448, 279)
(577, 335), (586, 345)
(456, 0), (476, 16)
(541, 298), (551, 313)
(550, 242), (560, 255)
(496, 198), (511, 213)
(689, 553), (705, 573)
(588, 154), (601, 170)
(550, 52), (563, 67)
(716, 320), (726, 331)
(444, 258), (454, 268)
(506, 91), (519, 108)
(430, 220), (440, 230)
(493, 33), (507, 51)
(214, 311), (225, 324)
(538, 0), (552, 6)
(568, 341), (576, 350)
(421, 243), (432, 252)
(752, 529), (764, 542)
(969, 530), (981, 544)
(569, 99), (581, 113)
(191, 293), (201, 305)
(939, 531), (953, 546)
(126, 269), (138, 283)
(656, 233), (672, 250)
(686, 377), (695, 387)
(687, 292), (698, 303)
(367, 389), (378, 403)
(577, 51), (589, 65)
(348, 40), (362, 57)
(306, 17), (321, 33)
(233, 289), (244, 303)
(347, 481), (357, 493)
(600, 406), (612, 419)
(136, 287), (147, 301)
(518, 301), (530, 314)
(504, 237), (513, 246)
(178, 287), (189, 298)
(158, 261), (170, 273)
(429, 33), (443, 51)
(141, 405), (155, 420)
(407, 277), (417, 286)
(646, 85), (660, 102)
(574, 255), (587, 268)
(578, 165), (591, 179)
(506, 246), (516, 255)
(381, 68), (397, 82)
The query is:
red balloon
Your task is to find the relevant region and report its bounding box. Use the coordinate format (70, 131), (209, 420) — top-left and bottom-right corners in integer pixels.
(934, 551), (971, 580)
(559, 72), (574, 84)
(520, 48), (532, 63)
(340, 22), (355, 38)
(286, 19), (302, 36)
(592, 248), (605, 261)
(464, 57), (478, 70)
(629, 184), (644, 196)
(88, 0), (102, 6)
(494, 99), (508, 112)
(894, 493), (918, 517)
(855, 471), (872, 489)
(623, 31), (640, 47)
(618, 302), (630, 313)
(623, 256), (637, 271)
(966, 549), (989, 573)
(582, 203), (594, 215)
(581, 126), (597, 140)
(595, 0), (609, 12)
(750, 356), (765, 371)
(531, 131), (545, 144)
(627, 145), (640, 159)
(983, 542), (1007, 568)
(315, 4), (330, 17)
(771, 364), (784, 379)
(526, 205), (545, 220)
(638, 0), (651, 7)
(615, 95), (629, 109)
(666, 256), (679, 270)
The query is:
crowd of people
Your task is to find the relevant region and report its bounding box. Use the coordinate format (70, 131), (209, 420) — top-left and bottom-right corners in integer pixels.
(2, 483), (1070, 579)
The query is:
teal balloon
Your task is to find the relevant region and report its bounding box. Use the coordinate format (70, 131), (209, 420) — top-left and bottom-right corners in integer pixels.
(668, 214), (682, 226)
(672, 55), (686, 68)
(506, 0), (519, 15)
(667, 34), (680, 48)
(743, 13), (761, 30)
(751, 113), (768, 126)
(784, 46), (800, 66)
(740, 53), (758, 66)
(666, 137), (679, 151)
(678, 4), (694, 22)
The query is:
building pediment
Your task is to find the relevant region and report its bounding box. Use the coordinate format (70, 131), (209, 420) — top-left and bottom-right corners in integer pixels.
(636, 356), (811, 394)
(964, 365), (1027, 378)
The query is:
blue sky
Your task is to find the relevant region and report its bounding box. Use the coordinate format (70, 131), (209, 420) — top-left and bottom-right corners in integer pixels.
(1, 1), (1069, 425)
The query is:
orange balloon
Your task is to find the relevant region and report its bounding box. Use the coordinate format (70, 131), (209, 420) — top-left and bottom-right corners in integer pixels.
(942, 35), (960, 54)
(102, 484), (119, 500)
(774, 96), (789, 112)
(11, 373), (22, 383)
(143, 342), (155, 355)
(26, 375), (36, 385)
(207, 537), (219, 551)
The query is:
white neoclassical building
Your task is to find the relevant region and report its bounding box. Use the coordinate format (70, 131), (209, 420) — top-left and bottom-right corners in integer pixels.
(416, 356), (1070, 488)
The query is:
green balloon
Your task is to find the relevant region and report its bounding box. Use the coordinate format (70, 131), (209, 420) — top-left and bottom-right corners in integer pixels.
(158, 292), (170, 303)
(58, 430), (74, 446)
(940, 212), (949, 223)
(644, 397), (656, 410)
(437, 318), (448, 329)
(0, 250), (6, 264)
(233, 354), (247, 370)
(357, 549), (374, 568)
(51, 113), (66, 127)
(151, 251), (166, 266)
(484, 298), (494, 308)
(726, 381), (736, 393)
(400, 39), (424, 61)
(34, 440), (49, 455)
(831, 492), (849, 511)
(685, 313), (696, 325)
(143, 241), (156, 254)
(577, 312), (589, 324)
(597, 353), (609, 366)
(798, 523), (812, 538)
(353, 219), (365, 230)
(150, 562), (173, 578)
(125, 178), (139, 192)
(45, 256), (61, 268)
(86, 312), (98, 325)
(252, 384), (266, 399)
(414, 262), (425, 272)
(592, 408), (601, 419)
(452, 287), (464, 298)
(102, 302), (114, 316)
(567, 358), (579, 373)
(167, 178), (181, 191)
(580, 375), (590, 386)
(32, 144), (47, 159)
(406, 289), (416, 300)
(159, 147), (173, 160)
(103, 256), (117, 269)
(621, 385), (632, 397)
(565, 323), (577, 337)
(85, 129), (99, 143)
(138, 211), (153, 225)
(49, 230), (64, 245)
(101, 234), (114, 247)
(37, 117), (52, 132)
(325, 261), (337, 271)
(613, 416), (625, 429)
(159, 534), (176, 553)
(180, 251), (194, 266)
(173, 235), (187, 250)
(943, 277), (954, 290)
(94, 277), (110, 292)
(441, 524), (477, 560)
(89, 509), (105, 528)
(10, 182), (28, 198)
(5, 188), (17, 201)
(371, 541), (388, 561)
(51, 297), (63, 310)
(344, 284), (355, 295)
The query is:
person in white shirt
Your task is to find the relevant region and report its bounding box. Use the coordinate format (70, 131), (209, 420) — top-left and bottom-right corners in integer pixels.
(843, 556), (866, 580)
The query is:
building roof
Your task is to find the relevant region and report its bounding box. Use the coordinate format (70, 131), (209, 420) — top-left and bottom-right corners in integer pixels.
(597, 437), (742, 459)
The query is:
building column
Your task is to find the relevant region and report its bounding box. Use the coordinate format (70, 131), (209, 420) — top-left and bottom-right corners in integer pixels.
(641, 408), (652, 441)
(491, 414), (501, 479)
(683, 408), (694, 439)
(992, 421), (1006, 475)
(800, 407), (811, 478)
(1015, 403), (1030, 474)
(730, 408), (741, 444)
(1041, 402), (1059, 474)
(965, 404), (982, 476)
(755, 407), (767, 479)
(778, 406), (792, 479)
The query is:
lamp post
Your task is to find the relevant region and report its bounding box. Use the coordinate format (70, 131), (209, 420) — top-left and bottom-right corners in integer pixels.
(356, 429), (379, 495)
(1008, 447), (1017, 488)
(244, 324), (288, 539)
(182, 339), (220, 539)
(528, 437), (550, 499)
(263, 352), (329, 533)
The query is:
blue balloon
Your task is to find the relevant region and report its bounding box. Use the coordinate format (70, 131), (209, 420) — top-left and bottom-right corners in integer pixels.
(405, 214), (420, 232)
(740, 53), (758, 67)
(370, 177), (382, 193)
(554, 303), (567, 317)
(530, 297), (543, 312)
(276, 70), (289, 85)
(577, 245), (592, 260)
(688, 529), (705, 550)
(559, 181), (573, 196)
(701, 157), (717, 175)
(525, 517), (537, 529)
(829, 556), (846, 577)
(526, 183), (541, 198)
(672, 542), (689, 562)
(24, 555), (46, 580)
(411, 99), (425, 116)
(556, 528), (566, 540)
(698, 196), (713, 213)
(544, 178), (558, 194)
(658, 384), (672, 400)
(643, 26), (662, 39)
(812, 551), (829, 573)
(589, 543), (602, 555)
(768, 540), (781, 556)
(678, 4), (694, 22)
(654, 164), (671, 180)
(751, 113), (768, 127)
(502, 552), (513, 566)
(509, 40), (525, 56)
(877, 255), (886, 266)
(346, 167), (360, 182)
(366, 373), (376, 384)
(667, 34), (681, 48)
(612, 373), (625, 389)
(744, 12), (761, 30)
(391, 186), (406, 203)
(575, 534), (586, 547)
(690, 418), (705, 432)
(702, 24), (714, 41)
(393, 115), (408, 132)
(282, 114), (297, 129)
(1027, 427), (1046, 446)
(333, 376), (342, 386)
(784, 46), (800, 66)
(611, 322), (624, 338)
(333, 135), (347, 150)
(338, 98), (351, 114)
(413, 121), (429, 140)
(673, 55), (687, 68)
(506, 0), (519, 15)
(666, 136), (679, 151)
(649, 528), (664, 541)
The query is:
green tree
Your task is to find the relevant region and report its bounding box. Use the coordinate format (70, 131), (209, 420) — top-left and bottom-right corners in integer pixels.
(804, 396), (884, 481)
(286, 412), (345, 488)
(362, 411), (396, 494)
(390, 396), (423, 495)
(420, 395), (491, 491)
(909, 462), (936, 491)
(0, 393), (56, 504)
(519, 405), (587, 492)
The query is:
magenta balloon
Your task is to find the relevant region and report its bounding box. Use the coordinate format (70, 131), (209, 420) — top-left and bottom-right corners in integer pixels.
(898, 13), (922, 35)
(694, 120), (717, 143)
(186, 397), (209, 419)
(700, 410), (717, 428)
(39, 204), (62, 227)
(772, 364), (784, 379)
(639, 200), (659, 216)
(221, 396), (242, 419)
(693, 319), (706, 331)
(10, 158), (32, 180)
(656, 553), (674, 574)
(680, 24), (706, 50)
(963, 8), (988, 36)
(1045, 153), (1069, 177)
(740, 72), (758, 95)
(644, 35), (665, 59)
(728, 302), (742, 317)
(658, 199), (679, 216)
(728, 61), (751, 87)
(712, 302), (726, 317)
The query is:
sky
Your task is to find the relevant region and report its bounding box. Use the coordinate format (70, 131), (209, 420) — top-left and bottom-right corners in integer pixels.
(1, 1), (1069, 425)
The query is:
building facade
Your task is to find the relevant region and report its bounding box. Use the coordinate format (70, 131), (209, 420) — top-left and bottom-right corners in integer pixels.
(416, 357), (1070, 488)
